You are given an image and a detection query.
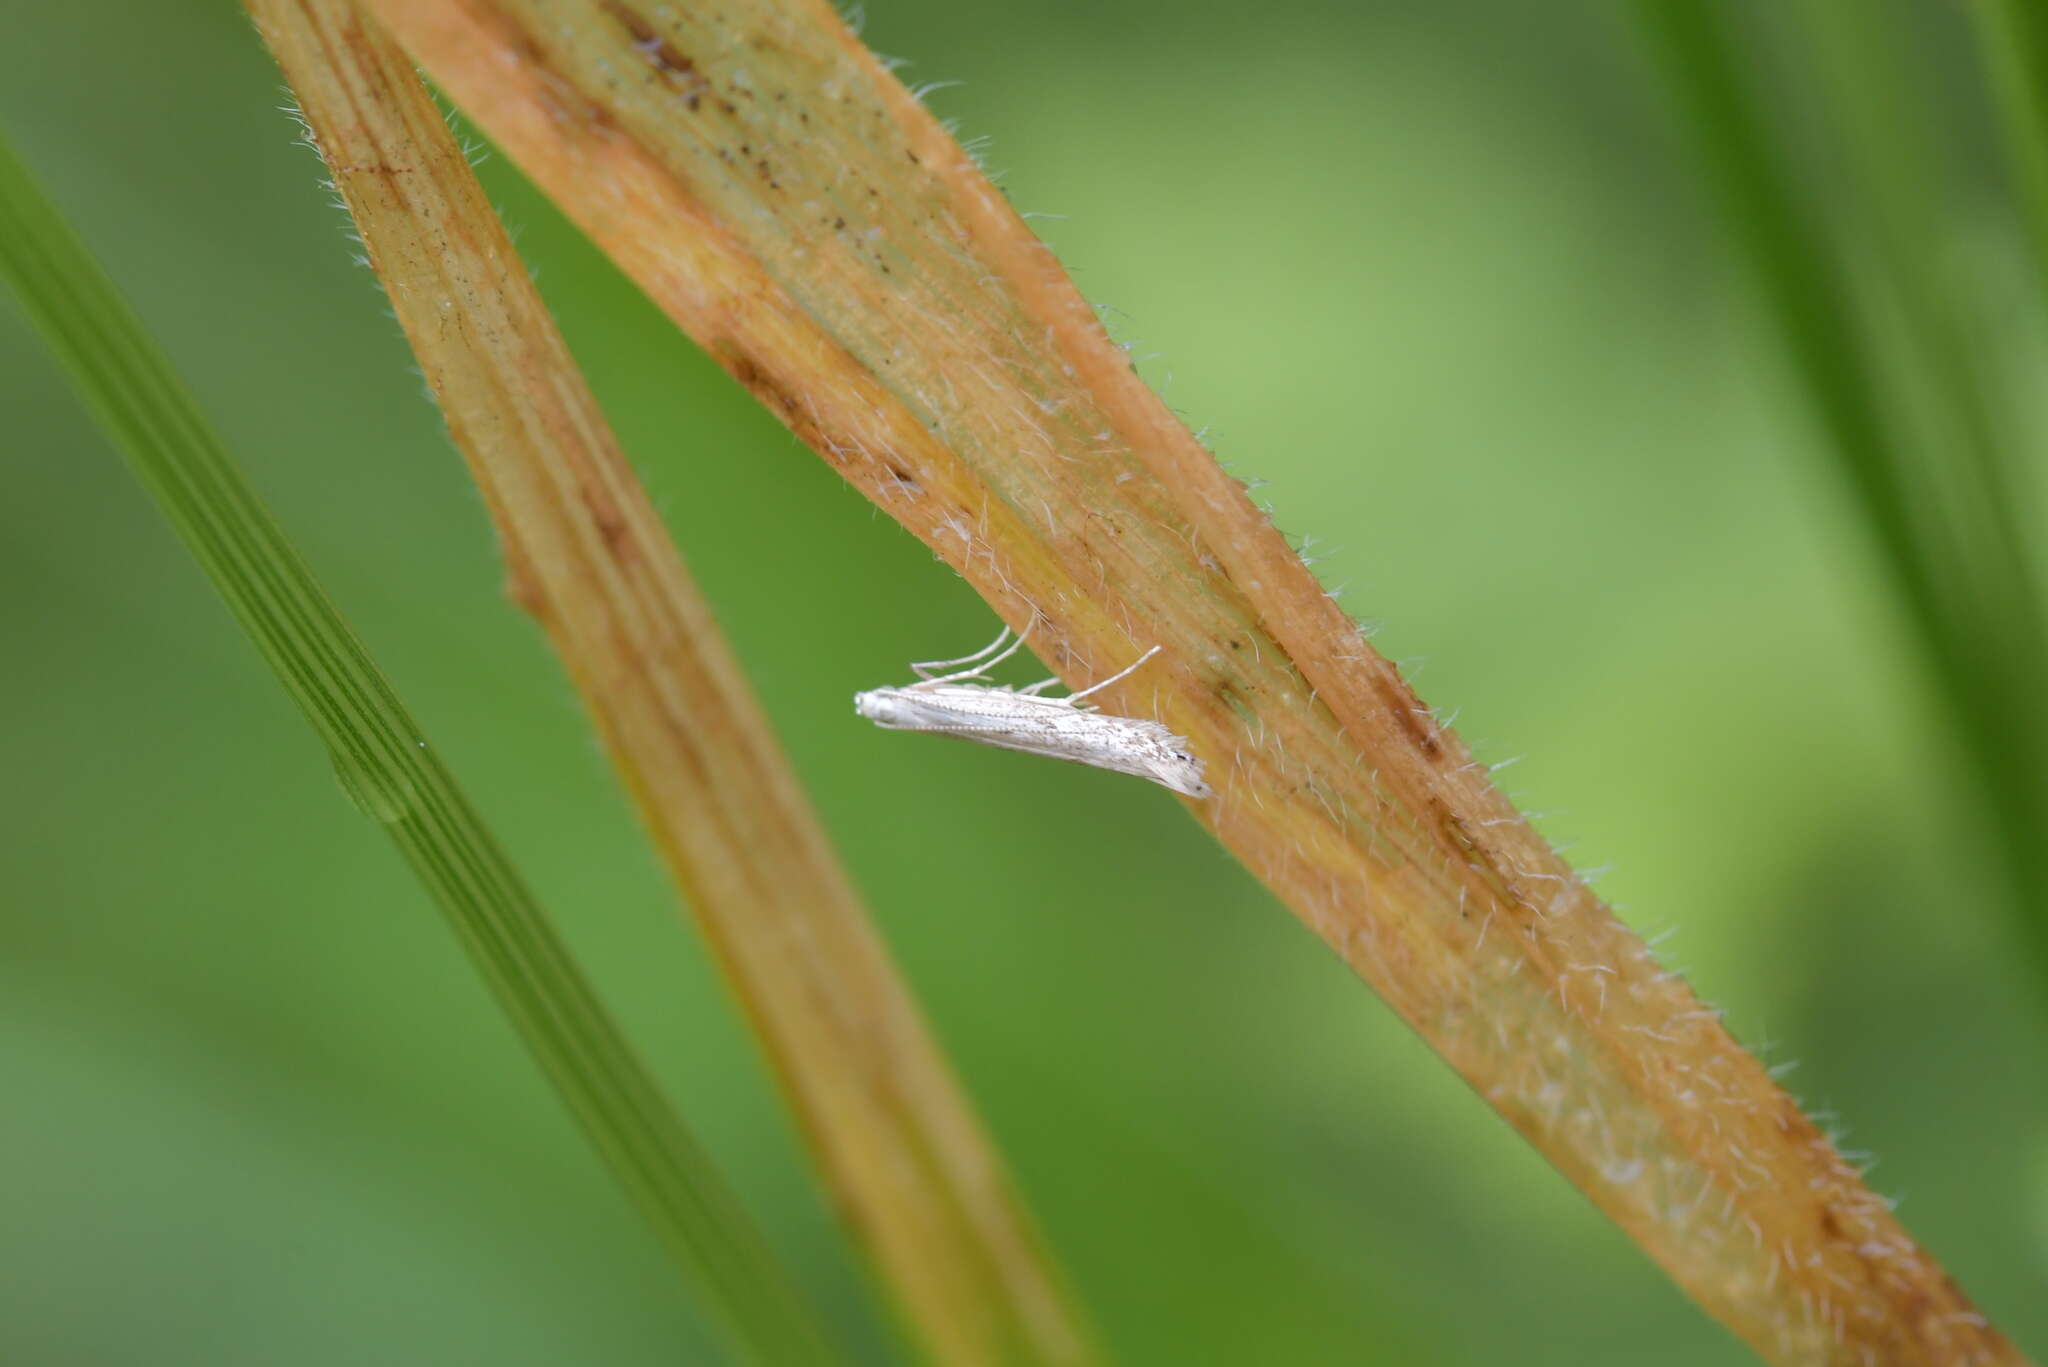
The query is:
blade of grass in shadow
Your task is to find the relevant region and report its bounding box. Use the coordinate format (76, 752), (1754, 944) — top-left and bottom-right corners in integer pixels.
(0, 127), (843, 1367)
(1792, 0), (2044, 636)
(1971, 0), (2048, 303)
(365, 1), (2021, 1360)
(244, 4), (1103, 1363)
(1630, 2), (2048, 1010)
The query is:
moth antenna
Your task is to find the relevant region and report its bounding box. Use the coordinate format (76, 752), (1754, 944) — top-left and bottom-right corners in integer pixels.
(1068, 644), (1162, 703)
(917, 621), (1034, 687)
(909, 626), (1013, 680)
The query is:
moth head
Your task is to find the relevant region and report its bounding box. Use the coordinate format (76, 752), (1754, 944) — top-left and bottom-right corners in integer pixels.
(852, 688), (901, 726)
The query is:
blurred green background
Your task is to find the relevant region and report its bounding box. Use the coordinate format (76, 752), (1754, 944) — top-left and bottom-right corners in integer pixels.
(4, 1), (2045, 1363)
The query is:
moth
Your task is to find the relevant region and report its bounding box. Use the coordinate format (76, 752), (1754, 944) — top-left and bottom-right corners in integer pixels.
(853, 627), (1212, 798)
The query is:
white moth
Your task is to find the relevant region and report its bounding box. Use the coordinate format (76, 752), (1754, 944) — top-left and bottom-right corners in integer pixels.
(853, 627), (1212, 798)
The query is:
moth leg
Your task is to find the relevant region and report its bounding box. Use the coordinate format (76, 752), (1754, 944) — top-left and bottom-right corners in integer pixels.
(1018, 675), (1061, 696)
(1067, 644), (1163, 703)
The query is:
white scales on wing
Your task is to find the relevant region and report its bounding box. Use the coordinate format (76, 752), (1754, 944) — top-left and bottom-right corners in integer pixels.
(853, 625), (1212, 798)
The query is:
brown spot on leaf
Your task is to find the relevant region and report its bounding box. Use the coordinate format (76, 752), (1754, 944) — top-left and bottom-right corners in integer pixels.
(497, 26), (620, 135)
(726, 351), (798, 418)
(1372, 672), (1441, 759)
(587, 499), (635, 562)
(599, 0), (710, 103)
(501, 549), (549, 621)
(717, 344), (818, 450)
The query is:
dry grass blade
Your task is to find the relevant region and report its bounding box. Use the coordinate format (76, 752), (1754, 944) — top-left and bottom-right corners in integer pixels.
(363, 1), (2022, 1361)
(245, 3), (1102, 1364)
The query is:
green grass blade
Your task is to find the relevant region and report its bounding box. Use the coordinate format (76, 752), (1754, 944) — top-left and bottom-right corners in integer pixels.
(1628, 4), (1939, 634)
(1628, 2), (2048, 1003)
(1793, 0), (2044, 637)
(0, 127), (845, 1367)
(1972, 0), (2048, 300)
